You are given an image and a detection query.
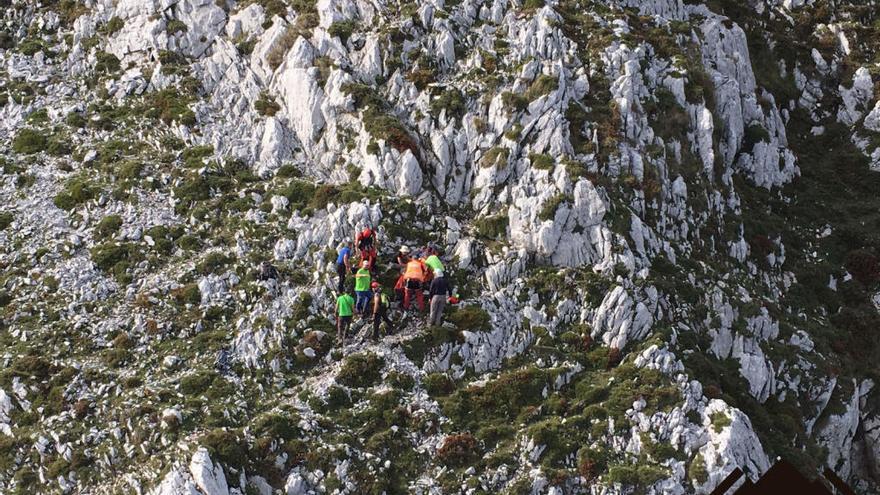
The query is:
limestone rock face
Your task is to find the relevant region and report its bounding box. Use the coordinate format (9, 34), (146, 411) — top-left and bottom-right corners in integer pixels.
(3, 0), (880, 494)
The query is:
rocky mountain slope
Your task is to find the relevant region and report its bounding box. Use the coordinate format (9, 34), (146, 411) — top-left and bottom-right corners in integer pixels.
(1, 0), (880, 493)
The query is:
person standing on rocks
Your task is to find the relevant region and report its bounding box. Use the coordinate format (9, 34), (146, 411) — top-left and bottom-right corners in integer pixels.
(424, 246), (444, 276)
(356, 225), (378, 273)
(428, 270), (453, 327)
(396, 245), (411, 270)
(336, 291), (355, 346)
(335, 241), (353, 294)
(354, 260), (372, 315)
(371, 282), (394, 340)
(403, 257), (428, 312)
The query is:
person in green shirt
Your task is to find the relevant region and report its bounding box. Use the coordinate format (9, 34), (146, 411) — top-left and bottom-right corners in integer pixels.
(336, 291), (355, 345)
(424, 246), (444, 275)
(354, 260), (372, 315)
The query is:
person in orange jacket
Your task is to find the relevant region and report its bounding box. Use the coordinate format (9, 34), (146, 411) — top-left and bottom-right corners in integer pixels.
(403, 257), (428, 311)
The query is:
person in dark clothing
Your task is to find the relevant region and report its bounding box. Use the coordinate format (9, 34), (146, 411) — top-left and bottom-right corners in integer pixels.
(428, 270), (453, 327)
(336, 242), (352, 294)
(371, 282), (393, 340)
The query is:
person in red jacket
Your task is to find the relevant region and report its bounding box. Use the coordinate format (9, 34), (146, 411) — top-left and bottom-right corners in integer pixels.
(356, 226), (378, 272)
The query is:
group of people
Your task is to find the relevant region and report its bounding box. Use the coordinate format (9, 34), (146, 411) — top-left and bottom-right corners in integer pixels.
(334, 225), (457, 346)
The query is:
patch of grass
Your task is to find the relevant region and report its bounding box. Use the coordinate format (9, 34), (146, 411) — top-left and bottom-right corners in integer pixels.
(26, 108), (48, 125)
(709, 411), (731, 431)
(446, 305), (491, 332)
(181, 145), (214, 168)
(12, 128), (47, 154)
(201, 429), (247, 469)
(145, 88), (196, 126)
(480, 146), (509, 168)
(336, 352), (384, 388)
(180, 371), (216, 395)
(0, 212), (12, 231)
(54, 178), (97, 210)
(66, 112), (87, 128)
(94, 215), (123, 239)
(538, 193), (572, 222)
(688, 453), (708, 485)
(606, 463), (667, 490)
(502, 74), (558, 112)
(742, 122), (771, 153)
(529, 153), (554, 170)
(90, 242), (137, 272)
(103, 16), (124, 35)
(196, 252), (234, 275)
(441, 367), (550, 431)
(474, 214), (508, 240)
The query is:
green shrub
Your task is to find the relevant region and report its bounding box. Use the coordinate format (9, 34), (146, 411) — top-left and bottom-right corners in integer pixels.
(337, 353), (384, 388)
(95, 51), (121, 74)
(442, 367), (549, 429)
(54, 178), (97, 210)
(430, 89), (466, 119)
(26, 108), (48, 124)
(177, 235), (202, 251)
(90, 242), (133, 271)
(424, 373), (455, 397)
(196, 252), (234, 275)
(327, 20), (355, 42)
(446, 305), (491, 332)
(47, 135), (71, 156)
(104, 16), (124, 35)
(146, 88), (196, 126)
(437, 433), (480, 467)
(18, 39), (46, 56)
(527, 74), (557, 98)
(474, 214), (508, 240)
(276, 164), (300, 178)
(201, 429), (247, 468)
(406, 66), (437, 90)
(180, 371), (216, 395)
(166, 19), (188, 35)
(341, 83), (418, 154)
(0, 212), (12, 231)
(743, 123), (771, 152)
(181, 145), (214, 168)
(501, 91), (528, 112)
(255, 92), (281, 117)
(12, 128), (47, 154)
(95, 215), (123, 239)
(253, 412), (299, 440)
(361, 109), (418, 155)
(172, 283), (201, 305)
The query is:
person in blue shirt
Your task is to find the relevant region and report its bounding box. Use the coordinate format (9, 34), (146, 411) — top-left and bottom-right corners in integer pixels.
(336, 242), (352, 294)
